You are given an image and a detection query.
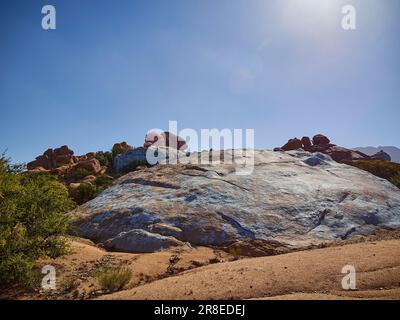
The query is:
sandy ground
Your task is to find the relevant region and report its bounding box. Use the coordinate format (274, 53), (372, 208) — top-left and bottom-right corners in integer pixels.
(1, 237), (232, 300)
(2, 235), (400, 300)
(101, 239), (400, 300)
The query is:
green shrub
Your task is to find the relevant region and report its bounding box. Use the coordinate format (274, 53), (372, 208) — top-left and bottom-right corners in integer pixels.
(112, 145), (126, 158)
(71, 167), (92, 181)
(69, 182), (99, 205)
(96, 263), (132, 292)
(390, 174), (400, 189)
(95, 151), (113, 168)
(69, 175), (113, 205)
(94, 175), (113, 189)
(0, 156), (73, 287)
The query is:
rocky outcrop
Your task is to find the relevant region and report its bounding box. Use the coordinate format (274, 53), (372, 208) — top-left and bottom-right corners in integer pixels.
(112, 142), (134, 156)
(27, 146), (107, 187)
(281, 138), (303, 151)
(371, 150), (391, 162)
(113, 148), (147, 173)
(144, 131), (187, 150)
(27, 145), (76, 170)
(73, 149), (400, 255)
(353, 146), (400, 163)
(278, 134), (370, 163)
(113, 133), (188, 173)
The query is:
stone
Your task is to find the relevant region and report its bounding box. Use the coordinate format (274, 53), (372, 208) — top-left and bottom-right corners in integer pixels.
(301, 136), (312, 151)
(54, 145), (74, 156)
(144, 131), (187, 150)
(112, 142), (133, 155)
(83, 175), (97, 184)
(85, 152), (97, 160)
(74, 159), (102, 174)
(103, 229), (187, 253)
(73, 149), (400, 255)
(281, 138), (303, 151)
(312, 134), (330, 146)
(279, 134), (370, 163)
(69, 182), (81, 190)
(55, 154), (75, 166)
(113, 147), (148, 172)
(323, 146), (368, 163)
(27, 155), (51, 170)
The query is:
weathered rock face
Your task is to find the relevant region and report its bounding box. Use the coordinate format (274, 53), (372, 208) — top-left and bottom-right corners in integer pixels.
(73, 150), (400, 254)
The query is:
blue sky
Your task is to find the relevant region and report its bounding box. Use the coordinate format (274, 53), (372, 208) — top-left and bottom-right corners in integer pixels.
(0, 0), (399, 163)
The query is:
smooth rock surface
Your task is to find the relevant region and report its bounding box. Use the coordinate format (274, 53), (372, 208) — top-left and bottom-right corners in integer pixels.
(73, 150), (400, 254)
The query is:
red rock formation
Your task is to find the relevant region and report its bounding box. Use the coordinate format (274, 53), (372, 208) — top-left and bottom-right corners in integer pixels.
(27, 146), (103, 179)
(301, 136), (312, 152)
(277, 134), (371, 163)
(281, 138), (303, 151)
(27, 145), (76, 170)
(312, 134), (330, 146)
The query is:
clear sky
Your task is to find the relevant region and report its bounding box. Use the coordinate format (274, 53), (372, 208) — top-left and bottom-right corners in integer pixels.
(1, 0), (399, 163)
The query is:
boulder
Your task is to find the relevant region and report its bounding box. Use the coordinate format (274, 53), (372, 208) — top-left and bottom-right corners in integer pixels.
(112, 142), (133, 156)
(85, 152), (97, 160)
(54, 145), (74, 156)
(68, 182), (81, 191)
(144, 131), (187, 150)
(279, 134), (370, 163)
(301, 136), (312, 151)
(73, 149), (400, 255)
(74, 159), (102, 175)
(281, 138), (303, 151)
(27, 155), (51, 170)
(55, 154), (75, 166)
(103, 229), (187, 253)
(312, 134), (330, 146)
(27, 145), (74, 171)
(324, 146), (369, 162)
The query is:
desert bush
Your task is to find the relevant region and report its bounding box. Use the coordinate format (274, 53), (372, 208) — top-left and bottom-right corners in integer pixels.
(69, 176), (113, 205)
(344, 160), (400, 189)
(71, 167), (92, 181)
(95, 151), (113, 168)
(94, 175), (113, 189)
(96, 263), (132, 292)
(390, 174), (400, 189)
(69, 182), (99, 205)
(0, 156), (73, 287)
(112, 144), (126, 158)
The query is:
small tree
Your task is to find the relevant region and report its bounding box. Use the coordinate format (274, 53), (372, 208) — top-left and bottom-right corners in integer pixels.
(0, 155), (73, 287)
